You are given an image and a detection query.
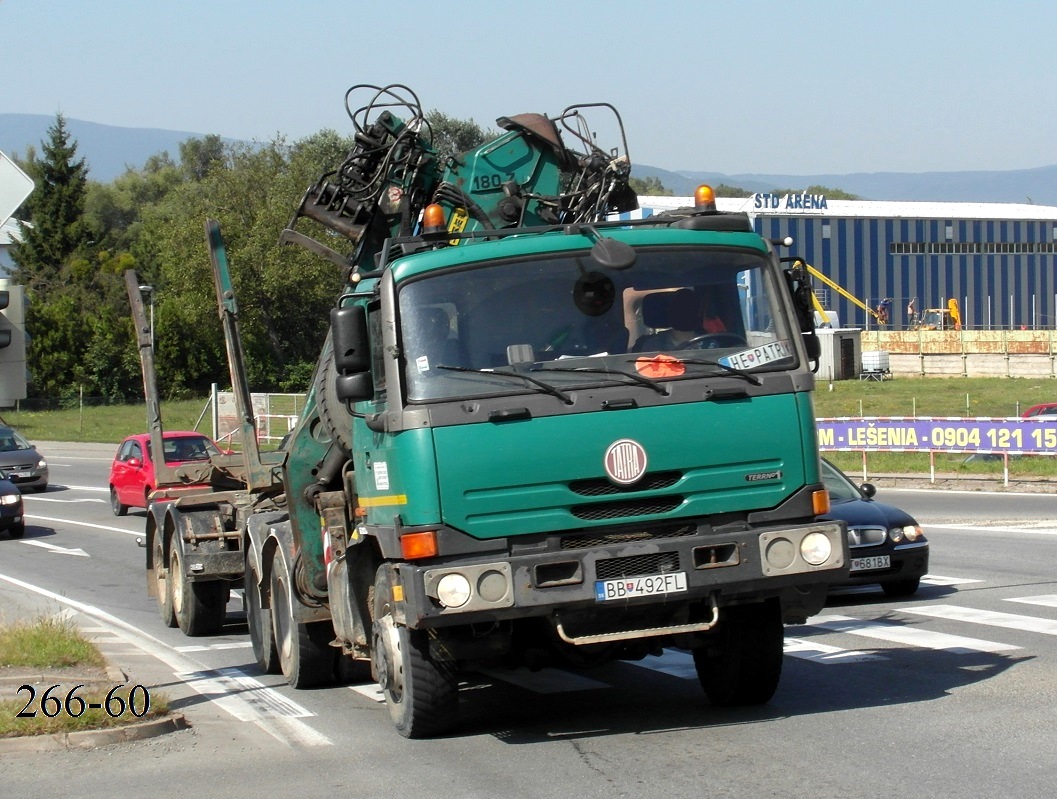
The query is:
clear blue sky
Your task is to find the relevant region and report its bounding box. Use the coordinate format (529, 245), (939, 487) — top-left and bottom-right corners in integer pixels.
(4, 0), (1055, 175)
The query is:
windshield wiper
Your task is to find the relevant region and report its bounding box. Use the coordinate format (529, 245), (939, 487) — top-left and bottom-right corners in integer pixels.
(675, 358), (763, 386)
(531, 365), (668, 395)
(437, 365), (573, 403)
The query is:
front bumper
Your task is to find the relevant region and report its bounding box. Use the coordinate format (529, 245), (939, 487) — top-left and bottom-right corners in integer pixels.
(842, 541), (930, 587)
(396, 520), (847, 632)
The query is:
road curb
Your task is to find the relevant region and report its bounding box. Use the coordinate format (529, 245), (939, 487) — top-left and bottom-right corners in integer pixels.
(0, 712), (189, 753)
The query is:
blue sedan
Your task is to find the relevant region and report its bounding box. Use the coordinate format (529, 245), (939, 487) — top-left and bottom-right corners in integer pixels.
(0, 469), (25, 539)
(819, 459), (929, 597)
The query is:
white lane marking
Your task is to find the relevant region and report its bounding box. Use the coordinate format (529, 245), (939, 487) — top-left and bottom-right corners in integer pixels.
(783, 637), (883, 663)
(177, 667), (320, 722)
(1006, 595), (1057, 609)
(477, 667), (609, 693)
(176, 641), (255, 652)
(52, 484), (110, 492)
(631, 649), (699, 679)
(0, 571), (331, 748)
(902, 604), (1057, 637)
(921, 574), (984, 586)
(26, 496), (106, 504)
(26, 514), (143, 537)
(805, 614), (1019, 654)
(349, 683), (386, 703)
(927, 523), (1057, 536)
(20, 540), (89, 557)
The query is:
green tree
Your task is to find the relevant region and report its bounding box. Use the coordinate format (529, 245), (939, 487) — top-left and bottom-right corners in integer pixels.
(10, 114), (92, 292)
(426, 111), (495, 166)
(629, 176), (672, 196)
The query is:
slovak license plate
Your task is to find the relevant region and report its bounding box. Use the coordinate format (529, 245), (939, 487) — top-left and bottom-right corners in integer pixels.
(850, 555), (891, 572)
(595, 572), (688, 601)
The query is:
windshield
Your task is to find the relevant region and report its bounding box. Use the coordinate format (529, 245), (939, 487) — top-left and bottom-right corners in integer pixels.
(820, 459), (863, 503)
(399, 245), (797, 401)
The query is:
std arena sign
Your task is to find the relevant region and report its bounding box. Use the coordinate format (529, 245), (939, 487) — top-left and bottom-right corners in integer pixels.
(817, 416), (1057, 485)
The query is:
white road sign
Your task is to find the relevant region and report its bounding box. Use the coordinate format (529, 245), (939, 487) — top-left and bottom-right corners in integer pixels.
(0, 149), (34, 226)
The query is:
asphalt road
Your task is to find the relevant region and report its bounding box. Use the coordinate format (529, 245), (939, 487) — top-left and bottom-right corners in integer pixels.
(2, 444), (1056, 799)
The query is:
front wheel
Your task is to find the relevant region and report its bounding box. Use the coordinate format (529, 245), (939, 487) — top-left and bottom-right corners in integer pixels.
(7, 521), (25, 539)
(694, 600), (784, 707)
(372, 566), (458, 738)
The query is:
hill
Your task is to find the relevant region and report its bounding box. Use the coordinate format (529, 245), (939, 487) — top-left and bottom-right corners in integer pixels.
(4, 114), (1057, 205)
(0, 114), (229, 182)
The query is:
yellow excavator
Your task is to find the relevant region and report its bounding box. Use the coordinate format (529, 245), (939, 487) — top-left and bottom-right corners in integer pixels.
(796, 262), (888, 327)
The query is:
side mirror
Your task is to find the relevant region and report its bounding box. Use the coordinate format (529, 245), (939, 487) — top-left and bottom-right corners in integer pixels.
(330, 304), (373, 403)
(859, 482), (877, 499)
(128, 457), (142, 469)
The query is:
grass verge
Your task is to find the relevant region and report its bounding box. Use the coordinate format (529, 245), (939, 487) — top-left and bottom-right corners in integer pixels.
(0, 615), (169, 739)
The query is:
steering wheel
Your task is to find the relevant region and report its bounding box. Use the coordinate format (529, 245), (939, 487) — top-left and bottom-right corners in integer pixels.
(684, 332), (748, 350)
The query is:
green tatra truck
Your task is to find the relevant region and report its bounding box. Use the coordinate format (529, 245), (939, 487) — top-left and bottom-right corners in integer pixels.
(128, 84), (846, 738)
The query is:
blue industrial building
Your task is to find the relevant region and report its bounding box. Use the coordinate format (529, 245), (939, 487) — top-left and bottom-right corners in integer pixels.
(636, 194), (1057, 330)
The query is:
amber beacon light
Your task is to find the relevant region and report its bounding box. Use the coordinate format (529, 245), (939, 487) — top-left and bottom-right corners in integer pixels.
(694, 184), (717, 212)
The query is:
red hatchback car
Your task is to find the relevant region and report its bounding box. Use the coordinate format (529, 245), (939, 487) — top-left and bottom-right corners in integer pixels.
(109, 431), (224, 516)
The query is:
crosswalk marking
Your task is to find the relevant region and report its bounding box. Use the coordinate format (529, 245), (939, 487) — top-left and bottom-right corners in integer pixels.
(179, 667), (318, 721)
(921, 574), (984, 586)
(901, 604), (1057, 637)
(784, 637), (883, 663)
(1005, 595), (1057, 610)
(800, 614), (1020, 653)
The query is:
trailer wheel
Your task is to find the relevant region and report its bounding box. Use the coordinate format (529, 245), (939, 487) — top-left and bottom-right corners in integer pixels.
(372, 567), (458, 738)
(170, 537), (226, 636)
(244, 561), (280, 674)
(693, 600), (783, 707)
(153, 533), (177, 628)
(269, 549), (336, 688)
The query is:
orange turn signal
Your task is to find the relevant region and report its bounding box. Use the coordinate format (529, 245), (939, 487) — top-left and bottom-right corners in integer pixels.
(400, 530), (438, 560)
(694, 184), (717, 211)
(812, 489), (830, 515)
(422, 203), (446, 235)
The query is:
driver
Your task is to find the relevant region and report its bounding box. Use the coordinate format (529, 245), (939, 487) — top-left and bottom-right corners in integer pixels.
(633, 288), (703, 351)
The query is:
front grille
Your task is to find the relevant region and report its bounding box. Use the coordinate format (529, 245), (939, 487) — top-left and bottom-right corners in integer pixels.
(571, 496), (682, 520)
(569, 471), (681, 496)
(847, 526), (888, 548)
(596, 551), (680, 580)
(561, 524), (696, 550)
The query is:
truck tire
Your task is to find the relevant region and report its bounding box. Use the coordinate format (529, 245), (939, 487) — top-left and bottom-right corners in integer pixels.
(372, 567), (458, 738)
(693, 600), (783, 707)
(244, 561), (281, 674)
(170, 537), (226, 636)
(269, 549), (336, 688)
(314, 338), (354, 455)
(153, 533), (177, 628)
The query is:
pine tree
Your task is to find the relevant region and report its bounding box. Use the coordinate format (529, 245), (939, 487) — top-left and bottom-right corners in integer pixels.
(11, 113), (91, 291)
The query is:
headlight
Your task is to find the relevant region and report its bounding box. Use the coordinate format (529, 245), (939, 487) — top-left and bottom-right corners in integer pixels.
(889, 527), (905, 543)
(901, 525), (925, 542)
(800, 532), (833, 566)
(436, 573), (472, 608)
(37, 458), (47, 469)
(0, 493), (19, 505)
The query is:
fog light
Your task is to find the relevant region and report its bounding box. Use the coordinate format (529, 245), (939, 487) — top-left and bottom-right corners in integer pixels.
(800, 532), (832, 566)
(436, 573), (471, 608)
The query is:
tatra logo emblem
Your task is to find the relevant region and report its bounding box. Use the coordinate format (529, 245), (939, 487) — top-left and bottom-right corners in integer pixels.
(604, 439), (648, 485)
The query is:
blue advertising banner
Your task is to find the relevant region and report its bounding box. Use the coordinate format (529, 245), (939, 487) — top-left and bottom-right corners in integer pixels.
(817, 417), (1057, 456)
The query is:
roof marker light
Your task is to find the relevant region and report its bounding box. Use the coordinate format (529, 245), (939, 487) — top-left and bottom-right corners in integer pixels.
(422, 204), (447, 236)
(694, 184), (717, 212)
